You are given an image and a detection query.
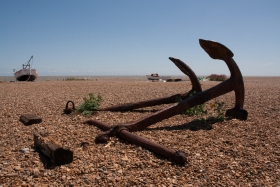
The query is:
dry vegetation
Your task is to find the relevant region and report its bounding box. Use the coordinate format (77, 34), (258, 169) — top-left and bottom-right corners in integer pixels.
(0, 77), (279, 186)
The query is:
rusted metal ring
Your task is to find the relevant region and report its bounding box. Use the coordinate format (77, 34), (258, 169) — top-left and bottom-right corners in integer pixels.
(64, 100), (75, 114)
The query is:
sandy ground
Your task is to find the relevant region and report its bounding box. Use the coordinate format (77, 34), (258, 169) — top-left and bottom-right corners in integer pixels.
(0, 77), (279, 186)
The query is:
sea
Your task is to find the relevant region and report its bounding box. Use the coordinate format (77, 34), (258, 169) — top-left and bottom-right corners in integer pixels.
(0, 75), (192, 82)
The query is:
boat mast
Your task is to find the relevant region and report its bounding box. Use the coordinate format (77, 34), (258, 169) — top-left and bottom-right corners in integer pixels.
(23, 55), (33, 69)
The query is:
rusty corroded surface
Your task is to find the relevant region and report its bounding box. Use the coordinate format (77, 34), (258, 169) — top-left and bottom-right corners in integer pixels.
(168, 57), (202, 94)
(84, 120), (187, 164)
(199, 39), (247, 119)
(84, 39), (248, 164)
(63, 100), (75, 114)
(122, 39), (248, 132)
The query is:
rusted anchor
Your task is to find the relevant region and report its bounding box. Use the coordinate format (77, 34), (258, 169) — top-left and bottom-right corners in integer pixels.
(63, 100), (75, 114)
(84, 39), (248, 164)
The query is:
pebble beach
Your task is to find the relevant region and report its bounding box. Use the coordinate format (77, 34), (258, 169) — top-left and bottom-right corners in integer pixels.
(0, 77), (280, 186)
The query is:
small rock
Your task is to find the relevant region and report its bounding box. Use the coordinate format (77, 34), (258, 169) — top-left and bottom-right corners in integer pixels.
(121, 155), (129, 161)
(32, 160), (40, 165)
(117, 169), (122, 174)
(21, 148), (30, 154)
(23, 170), (31, 176)
(96, 176), (101, 180)
(32, 168), (40, 177)
(6, 173), (18, 177)
(14, 166), (21, 171)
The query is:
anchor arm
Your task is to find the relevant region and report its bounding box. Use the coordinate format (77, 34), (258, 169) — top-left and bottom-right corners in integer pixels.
(169, 57), (202, 94)
(199, 39), (247, 119)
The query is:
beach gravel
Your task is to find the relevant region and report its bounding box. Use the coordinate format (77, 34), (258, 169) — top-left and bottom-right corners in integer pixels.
(0, 77), (279, 186)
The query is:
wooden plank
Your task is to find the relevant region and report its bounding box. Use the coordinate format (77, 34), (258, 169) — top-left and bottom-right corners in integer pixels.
(33, 129), (73, 166)
(20, 114), (42, 125)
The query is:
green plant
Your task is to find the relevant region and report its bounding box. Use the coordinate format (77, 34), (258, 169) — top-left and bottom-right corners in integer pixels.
(204, 101), (226, 123)
(197, 77), (204, 81)
(212, 101), (225, 119)
(184, 104), (207, 116)
(77, 93), (102, 116)
(176, 91), (207, 117)
(176, 91), (226, 123)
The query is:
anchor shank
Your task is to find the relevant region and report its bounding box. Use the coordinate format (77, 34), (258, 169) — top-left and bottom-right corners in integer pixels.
(99, 93), (189, 111)
(127, 78), (235, 132)
(84, 119), (187, 164)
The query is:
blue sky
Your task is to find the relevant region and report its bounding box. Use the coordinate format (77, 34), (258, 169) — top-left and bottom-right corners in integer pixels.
(0, 0), (279, 76)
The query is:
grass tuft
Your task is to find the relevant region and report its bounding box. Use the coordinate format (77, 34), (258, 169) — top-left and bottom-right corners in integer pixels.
(176, 91), (207, 117)
(177, 91), (226, 121)
(77, 93), (102, 116)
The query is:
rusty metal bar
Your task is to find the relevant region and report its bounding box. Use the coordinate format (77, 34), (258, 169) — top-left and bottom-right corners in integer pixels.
(99, 93), (188, 111)
(84, 120), (187, 164)
(168, 57), (202, 93)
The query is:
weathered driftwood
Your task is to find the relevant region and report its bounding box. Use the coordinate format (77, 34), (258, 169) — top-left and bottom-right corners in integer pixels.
(20, 114), (42, 126)
(33, 130), (73, 166)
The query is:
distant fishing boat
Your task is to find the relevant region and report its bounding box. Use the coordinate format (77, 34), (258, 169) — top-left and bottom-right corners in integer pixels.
(146, 73), (171, 80)
(14, 56), (38, 81)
